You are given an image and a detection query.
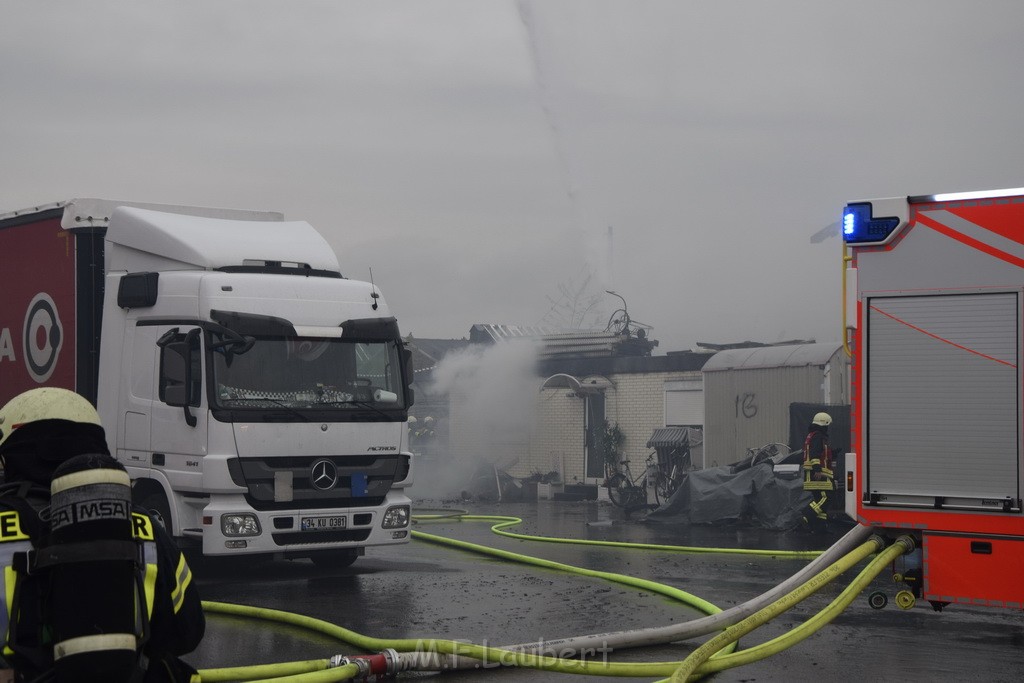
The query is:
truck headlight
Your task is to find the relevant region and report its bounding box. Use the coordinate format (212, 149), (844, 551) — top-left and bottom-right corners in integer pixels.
(222, 513), (261, 537)
(382, 505), (410, 529)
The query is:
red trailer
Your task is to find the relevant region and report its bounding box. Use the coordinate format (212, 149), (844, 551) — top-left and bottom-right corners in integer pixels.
(842, 188), (1024, 610)
(0, 204), (103, 402)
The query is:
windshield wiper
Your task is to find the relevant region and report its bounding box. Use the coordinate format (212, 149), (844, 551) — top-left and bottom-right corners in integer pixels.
(227, 397), (309, 422)
(319, 400), (393, 419)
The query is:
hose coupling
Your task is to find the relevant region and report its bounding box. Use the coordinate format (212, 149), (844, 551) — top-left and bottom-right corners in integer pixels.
(331, 649), (402, 679)
(378, 648), (402, 674)
(894, 535), (917, 553)
(330, 655), (371, 677)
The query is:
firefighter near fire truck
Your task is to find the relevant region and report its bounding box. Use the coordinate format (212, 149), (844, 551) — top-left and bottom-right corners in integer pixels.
(0, 387), (205, 683)
(801, 411), (833, 533)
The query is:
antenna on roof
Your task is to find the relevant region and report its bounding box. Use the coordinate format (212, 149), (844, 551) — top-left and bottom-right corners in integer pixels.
(369, 268), (380, 310)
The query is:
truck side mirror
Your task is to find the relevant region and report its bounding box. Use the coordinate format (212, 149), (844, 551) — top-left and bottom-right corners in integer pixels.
(402, 346), (415, 407)
(158, 328), (200, 427)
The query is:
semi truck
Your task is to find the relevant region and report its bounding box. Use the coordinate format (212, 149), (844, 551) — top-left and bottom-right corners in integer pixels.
(0, 199), (415, 566)
(842, 187), (1024, 609)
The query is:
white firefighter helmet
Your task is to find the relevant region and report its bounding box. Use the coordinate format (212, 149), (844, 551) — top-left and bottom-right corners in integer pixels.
(812, 412), (832, 427)
(424, 416), (434, 424)
(408, 416), (418, 424)
(0, 387), (102, 446)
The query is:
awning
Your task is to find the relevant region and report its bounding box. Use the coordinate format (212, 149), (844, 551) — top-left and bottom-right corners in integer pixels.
(540, 373), (614, 394)
(647, 427), (691, 449)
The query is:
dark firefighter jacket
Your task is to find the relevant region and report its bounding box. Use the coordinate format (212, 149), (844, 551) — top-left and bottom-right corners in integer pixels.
(0, 420), (204, 682)
(802, 424), (834, 491)
(0, 498), (205, 683)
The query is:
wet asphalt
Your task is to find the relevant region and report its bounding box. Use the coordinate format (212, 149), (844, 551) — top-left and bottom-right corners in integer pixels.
(187, 499), (1024, 681)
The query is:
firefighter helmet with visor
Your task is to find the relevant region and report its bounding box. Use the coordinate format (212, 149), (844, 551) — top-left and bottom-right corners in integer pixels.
(0, 387), (102, 447)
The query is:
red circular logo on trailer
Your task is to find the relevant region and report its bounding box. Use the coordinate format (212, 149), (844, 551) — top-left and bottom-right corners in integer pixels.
(23, 292), (63, 383)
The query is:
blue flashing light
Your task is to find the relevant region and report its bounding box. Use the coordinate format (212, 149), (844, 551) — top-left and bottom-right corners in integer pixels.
(841, 203), (900, 244)
(843, 211), (855, 236)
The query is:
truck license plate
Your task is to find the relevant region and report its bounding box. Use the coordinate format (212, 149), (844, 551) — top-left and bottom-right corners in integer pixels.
(301, 516), (347, 531)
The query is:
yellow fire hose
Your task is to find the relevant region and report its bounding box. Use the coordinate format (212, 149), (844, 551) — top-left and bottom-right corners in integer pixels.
(192, 514), (902, 682)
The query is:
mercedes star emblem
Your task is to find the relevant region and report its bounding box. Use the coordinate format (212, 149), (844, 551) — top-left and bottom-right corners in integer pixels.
(310, 459), (339, 491)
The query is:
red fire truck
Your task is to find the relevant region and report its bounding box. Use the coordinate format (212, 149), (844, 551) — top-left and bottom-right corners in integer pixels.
(843, 187), (1024, 611)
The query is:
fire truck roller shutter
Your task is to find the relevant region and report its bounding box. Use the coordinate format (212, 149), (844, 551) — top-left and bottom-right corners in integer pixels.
(866, 292), (1018, 507)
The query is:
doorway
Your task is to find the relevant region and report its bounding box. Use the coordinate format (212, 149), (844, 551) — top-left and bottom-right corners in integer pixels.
(584, 393), (606, 483)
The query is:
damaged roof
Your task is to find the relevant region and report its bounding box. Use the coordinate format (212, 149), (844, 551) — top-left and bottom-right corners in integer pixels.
(469, 324), (658, 359)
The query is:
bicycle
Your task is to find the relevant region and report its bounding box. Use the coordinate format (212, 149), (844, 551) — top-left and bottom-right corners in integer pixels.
(606, 453), (672, 508)
(648, 446), (691, 503)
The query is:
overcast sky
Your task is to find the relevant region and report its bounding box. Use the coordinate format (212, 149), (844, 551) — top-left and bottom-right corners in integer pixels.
(4, 1), (1024, 353)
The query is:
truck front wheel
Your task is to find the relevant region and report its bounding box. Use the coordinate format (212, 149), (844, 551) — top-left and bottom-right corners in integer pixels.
(311, 549), (360, 568)
(137, 490), (173, 531)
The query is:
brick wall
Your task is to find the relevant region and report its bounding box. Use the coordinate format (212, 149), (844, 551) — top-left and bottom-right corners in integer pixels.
(527, 389), (584, 481)
(604, 371), (701, 470)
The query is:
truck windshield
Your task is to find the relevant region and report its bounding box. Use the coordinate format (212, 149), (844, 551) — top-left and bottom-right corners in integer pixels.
(211, 333), (406, 414)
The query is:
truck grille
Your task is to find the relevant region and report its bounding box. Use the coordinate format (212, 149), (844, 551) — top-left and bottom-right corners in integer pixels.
(228, 455), (400, 511)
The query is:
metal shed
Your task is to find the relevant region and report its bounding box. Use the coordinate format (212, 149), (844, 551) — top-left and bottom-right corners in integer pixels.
(701, 343), (848, 468)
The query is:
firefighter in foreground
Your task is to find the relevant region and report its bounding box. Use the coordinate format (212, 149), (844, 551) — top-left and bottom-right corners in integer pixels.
(801, 411), (834, 532)
(0, 388), (205, 683)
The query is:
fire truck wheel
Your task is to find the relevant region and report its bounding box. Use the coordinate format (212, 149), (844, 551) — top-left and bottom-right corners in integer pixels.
(895, 589), (916, 610)
(868, 590), (888, 610)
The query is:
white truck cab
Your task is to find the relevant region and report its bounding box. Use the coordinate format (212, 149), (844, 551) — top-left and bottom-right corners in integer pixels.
(1, 199), (415, 566)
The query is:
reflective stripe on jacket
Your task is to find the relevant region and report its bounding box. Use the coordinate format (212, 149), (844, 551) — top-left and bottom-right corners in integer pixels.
(0, 510), (158, 661)
(802, 428), (833, 491)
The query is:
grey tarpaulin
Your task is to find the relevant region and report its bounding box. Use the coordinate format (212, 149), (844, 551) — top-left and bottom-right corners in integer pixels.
(645, 462), (809, 530)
